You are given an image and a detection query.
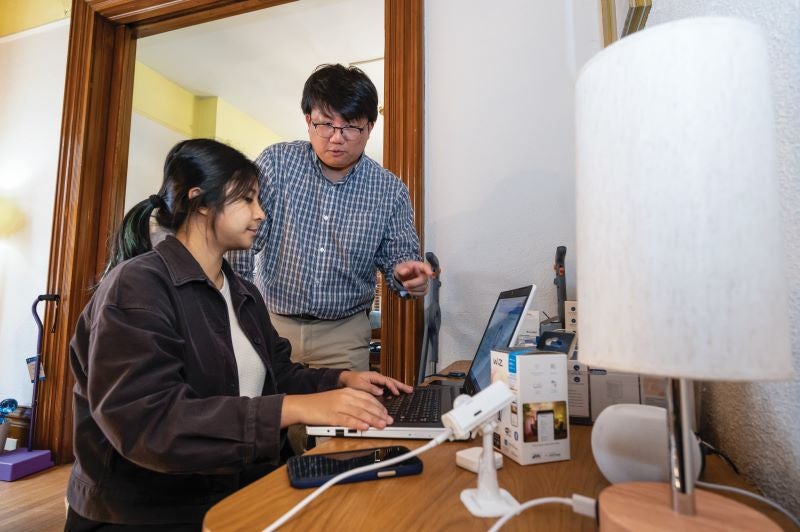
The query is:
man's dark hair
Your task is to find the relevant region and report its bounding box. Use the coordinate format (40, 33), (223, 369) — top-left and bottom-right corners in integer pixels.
(301, 64), (379, 123)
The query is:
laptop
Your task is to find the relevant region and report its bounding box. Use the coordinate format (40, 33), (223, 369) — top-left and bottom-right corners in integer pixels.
(307, 284), (535, 439)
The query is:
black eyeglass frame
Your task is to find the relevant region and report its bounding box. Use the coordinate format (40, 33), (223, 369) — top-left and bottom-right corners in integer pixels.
(310, 120), (368, 140)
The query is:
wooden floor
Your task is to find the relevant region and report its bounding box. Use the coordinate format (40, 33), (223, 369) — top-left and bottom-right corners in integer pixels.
(0, 464), (71, 532)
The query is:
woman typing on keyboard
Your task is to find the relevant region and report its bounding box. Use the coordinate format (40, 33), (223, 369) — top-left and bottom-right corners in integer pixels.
(65, 139), (411, 531)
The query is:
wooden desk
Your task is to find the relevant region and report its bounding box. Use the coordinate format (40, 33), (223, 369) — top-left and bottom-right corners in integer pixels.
(204, 425), (606, 532)
(203, 362), (794, 531)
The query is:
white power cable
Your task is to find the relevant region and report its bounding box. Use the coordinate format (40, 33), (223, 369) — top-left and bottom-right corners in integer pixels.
(488, 481), (798, 531)
(696, 480), (799, 528)
(488, 493), (596, 532)
(263, 429), (453, 531)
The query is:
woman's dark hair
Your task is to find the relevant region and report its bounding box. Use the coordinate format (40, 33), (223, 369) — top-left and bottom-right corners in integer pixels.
(102, 138), (258, 278)
(301, 63), (379, 123)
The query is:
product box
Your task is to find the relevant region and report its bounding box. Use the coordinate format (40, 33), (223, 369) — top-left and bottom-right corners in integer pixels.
(491, 347), (570, 466)
(567, 360), (591, 424)
(588, 369), (641, 422)
(514, 310), (542, 347)
(640, 375), (668, 409)
(564, 300), (578, 332)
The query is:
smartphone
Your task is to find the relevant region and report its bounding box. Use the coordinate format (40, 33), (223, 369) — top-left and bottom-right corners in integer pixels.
(286, 446), (423, 489)
(537, 410), (554, 442)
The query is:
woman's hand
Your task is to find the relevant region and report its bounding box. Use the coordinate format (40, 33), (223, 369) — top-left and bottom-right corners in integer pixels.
(338, 371), (413, 397)
(281, 388), (393, 431)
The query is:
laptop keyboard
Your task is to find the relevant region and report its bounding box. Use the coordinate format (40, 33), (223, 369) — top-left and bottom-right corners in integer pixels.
(383, 388), (441, 423)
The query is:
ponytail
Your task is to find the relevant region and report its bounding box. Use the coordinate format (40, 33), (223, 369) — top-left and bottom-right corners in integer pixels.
(99, 138), (257, 282)
(101, 194), (166, 280)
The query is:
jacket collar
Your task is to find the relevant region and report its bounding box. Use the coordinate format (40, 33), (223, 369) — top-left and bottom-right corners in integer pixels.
(154, 236), (253, 300)
(154, 236), (208, 286)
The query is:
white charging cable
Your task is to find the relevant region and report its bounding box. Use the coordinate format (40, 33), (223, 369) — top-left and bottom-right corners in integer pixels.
(489, 482), (800, 531)
(488, 493), (597, 532)
(263, 429), (453, 531)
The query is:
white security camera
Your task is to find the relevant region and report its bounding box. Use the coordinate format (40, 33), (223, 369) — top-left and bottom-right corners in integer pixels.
(441, 381), (514, 439)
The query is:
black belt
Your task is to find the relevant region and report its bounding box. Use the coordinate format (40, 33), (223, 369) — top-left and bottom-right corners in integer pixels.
(281, 313), (322, 321)
(279, 309), (371, 321)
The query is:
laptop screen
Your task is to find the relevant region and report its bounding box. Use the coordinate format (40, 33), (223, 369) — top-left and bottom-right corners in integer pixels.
(463, 285), (535, 395)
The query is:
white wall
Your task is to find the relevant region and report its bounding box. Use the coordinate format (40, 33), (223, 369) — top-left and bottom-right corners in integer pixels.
(126, 113), (187, 212)
(425, 1), (601, 367)
(0, 20), (184, 407)
(648, 0), (800, 514)
(425, 0), (799, 515)
(0, 20), (69, 407)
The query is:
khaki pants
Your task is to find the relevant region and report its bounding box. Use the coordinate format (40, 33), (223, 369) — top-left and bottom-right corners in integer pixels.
(269, 311), (371, 371)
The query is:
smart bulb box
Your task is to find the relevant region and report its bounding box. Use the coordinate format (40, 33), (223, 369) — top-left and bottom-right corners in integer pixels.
(588, 369), (641, 422)
(640, 375), (669, 409)
(514, 310), (542, 347)
(567, 360), (591, 424)
(490, 348), (570, 466)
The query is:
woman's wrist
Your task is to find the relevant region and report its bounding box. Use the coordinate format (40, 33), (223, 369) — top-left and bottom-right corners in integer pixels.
(338, 371), (353, 387)
(280, 395), (307, 427)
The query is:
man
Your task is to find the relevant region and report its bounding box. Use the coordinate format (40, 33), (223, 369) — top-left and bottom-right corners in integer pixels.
(230, 64), (432, 371)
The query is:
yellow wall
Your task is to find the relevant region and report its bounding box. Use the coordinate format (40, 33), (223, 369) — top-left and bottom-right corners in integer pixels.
(132, 63), (281, 158)
(3, 3), (281, 158)
(212, 98), (282, 159)
(133, 63), (196, 137)
(0, 0), (69, 37)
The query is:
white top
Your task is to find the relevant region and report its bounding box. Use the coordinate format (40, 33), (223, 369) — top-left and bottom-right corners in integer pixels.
(220, 272), (266, 397)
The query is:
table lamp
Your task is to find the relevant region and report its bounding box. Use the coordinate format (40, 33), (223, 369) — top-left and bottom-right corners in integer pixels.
(575, 16), (794, 531)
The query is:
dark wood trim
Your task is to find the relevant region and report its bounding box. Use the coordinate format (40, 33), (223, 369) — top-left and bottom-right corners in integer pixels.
(40, 0), (424, 463)
(599, 0), (618, 47)
(39, 0), (119, 465)
(380, 0), (424, 385)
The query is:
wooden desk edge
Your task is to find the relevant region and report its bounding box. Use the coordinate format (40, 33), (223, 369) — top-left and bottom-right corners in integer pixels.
(202, 360), (797, 531)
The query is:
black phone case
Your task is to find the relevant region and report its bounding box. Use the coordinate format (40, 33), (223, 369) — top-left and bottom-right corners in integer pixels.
(286, 445), (423, 489)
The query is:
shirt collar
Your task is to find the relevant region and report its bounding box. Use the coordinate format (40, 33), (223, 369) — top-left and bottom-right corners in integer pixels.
(307, 142), (365, 185)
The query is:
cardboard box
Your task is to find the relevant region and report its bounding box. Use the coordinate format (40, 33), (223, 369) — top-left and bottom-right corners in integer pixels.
(588, 369), (641, 422)
(640, 375), (669, 409)
(564, 300), (578, 332)
(491, 348), (570, 466)
(514, 310), (542, 347)
(567, 360), (591, 423)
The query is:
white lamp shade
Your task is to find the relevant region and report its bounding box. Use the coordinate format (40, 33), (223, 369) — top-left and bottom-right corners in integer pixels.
(575, 17), (792, 380)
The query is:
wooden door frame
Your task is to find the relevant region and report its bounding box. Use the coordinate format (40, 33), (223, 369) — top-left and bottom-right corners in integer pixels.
(39, 0), (423, 464)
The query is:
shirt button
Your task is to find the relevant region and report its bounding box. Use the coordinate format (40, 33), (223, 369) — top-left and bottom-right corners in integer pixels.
(322, 215), (329, 221)
(319, 247), (325, 253)
(253, 337), (262, 345)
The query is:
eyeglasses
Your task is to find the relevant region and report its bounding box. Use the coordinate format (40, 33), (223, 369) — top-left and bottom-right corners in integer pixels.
(310, 120), (366, 141)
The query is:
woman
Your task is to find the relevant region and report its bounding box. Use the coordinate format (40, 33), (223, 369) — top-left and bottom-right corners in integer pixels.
(66, 139), (410, 531)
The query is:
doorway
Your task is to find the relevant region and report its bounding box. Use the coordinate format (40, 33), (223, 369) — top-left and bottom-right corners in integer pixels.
(39, 0), (423, 463)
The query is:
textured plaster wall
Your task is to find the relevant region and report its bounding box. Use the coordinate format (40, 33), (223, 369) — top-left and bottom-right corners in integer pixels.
(650, 0), (800, 513)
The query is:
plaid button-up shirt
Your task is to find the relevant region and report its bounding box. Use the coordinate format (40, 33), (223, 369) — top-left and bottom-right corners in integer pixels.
(228, 141), (420, 320)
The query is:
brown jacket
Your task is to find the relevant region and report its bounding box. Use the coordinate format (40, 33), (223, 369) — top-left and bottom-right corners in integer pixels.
(67, 236), (343, 525)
